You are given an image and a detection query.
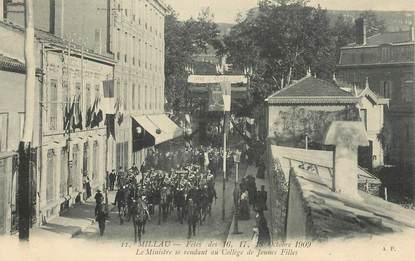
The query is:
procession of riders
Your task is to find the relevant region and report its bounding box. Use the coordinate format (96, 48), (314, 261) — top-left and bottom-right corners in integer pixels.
(98, 145), (238, 241)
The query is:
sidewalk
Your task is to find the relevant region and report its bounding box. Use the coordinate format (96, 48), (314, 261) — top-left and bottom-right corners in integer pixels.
(226, 164), (271, 245)
(30, 191), (116, 239)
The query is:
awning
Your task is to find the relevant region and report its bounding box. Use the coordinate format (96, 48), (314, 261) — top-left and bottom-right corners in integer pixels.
(149, 114), (183, 141)
(131, 114), (183, 150)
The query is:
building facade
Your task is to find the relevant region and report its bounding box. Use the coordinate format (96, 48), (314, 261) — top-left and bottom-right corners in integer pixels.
(4, 0), (174, 174)
(336, 20), (415, 189)
(0, 20), (115, 226)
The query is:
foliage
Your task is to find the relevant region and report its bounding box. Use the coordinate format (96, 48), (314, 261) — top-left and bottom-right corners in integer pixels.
(164, 7), (220, 114)
(223, 1), (337, 115)
(359, 10), (386, 37)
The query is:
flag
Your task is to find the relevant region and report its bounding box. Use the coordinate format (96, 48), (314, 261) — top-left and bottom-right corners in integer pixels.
(63, 96), (74, 132)
(114, 97), (124, 125)
(208, 80), (231, 112)
(72, 95), (83, 130)
(221, 80), (231, 112)
(208, 84), (224, 111)
(85, 105), (93, 128)
(91, 96), (103, 128)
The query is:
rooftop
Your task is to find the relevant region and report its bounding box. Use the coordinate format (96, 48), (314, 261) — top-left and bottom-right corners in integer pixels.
(343, 29), (415, 49)
(266, 76), (359, 105)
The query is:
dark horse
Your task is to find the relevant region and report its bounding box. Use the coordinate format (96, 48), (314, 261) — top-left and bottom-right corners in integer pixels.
(130, 198), (148, 242)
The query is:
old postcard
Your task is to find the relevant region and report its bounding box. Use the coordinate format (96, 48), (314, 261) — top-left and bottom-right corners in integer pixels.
(0, 0), (414, 260)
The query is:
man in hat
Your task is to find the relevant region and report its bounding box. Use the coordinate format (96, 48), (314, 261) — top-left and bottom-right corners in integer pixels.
(109, 169), (116, 191)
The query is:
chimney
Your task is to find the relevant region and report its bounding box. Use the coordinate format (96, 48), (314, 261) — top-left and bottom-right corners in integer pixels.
(324, 121), (369, 200)
(54, 0), (65, 38)
(355, 18), (367, 45)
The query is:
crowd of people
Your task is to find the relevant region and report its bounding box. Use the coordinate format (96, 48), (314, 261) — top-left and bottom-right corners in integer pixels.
(94, 142), (270, 244)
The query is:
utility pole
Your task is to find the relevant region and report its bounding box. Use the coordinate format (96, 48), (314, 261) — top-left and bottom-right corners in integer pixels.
(18, 0), (35, 241)
(222, 111), (228, 221)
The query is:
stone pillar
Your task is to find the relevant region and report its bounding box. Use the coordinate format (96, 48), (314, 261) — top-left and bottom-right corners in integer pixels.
(324, 121), (369, 200)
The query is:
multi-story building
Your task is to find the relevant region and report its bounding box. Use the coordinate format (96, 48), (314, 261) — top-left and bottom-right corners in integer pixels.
(336, 19), (415, 184)
(0, 17), (115, 228)
(4, 0), (181, 174)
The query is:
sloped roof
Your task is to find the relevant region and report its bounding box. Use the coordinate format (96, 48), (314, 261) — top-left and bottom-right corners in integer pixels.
(345, 30), (414, 48)
(367, 31), (414, 45)
(267, 76), (359, 105)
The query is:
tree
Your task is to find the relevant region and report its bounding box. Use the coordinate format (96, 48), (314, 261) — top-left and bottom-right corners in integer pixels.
(223, 1), (336, 115)
(359, 10), (386, 37)
(331, 15), (355, 61)
(164, 7), (221, 114)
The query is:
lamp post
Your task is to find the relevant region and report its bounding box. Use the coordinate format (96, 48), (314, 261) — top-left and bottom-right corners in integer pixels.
(232, 149), (242, 234)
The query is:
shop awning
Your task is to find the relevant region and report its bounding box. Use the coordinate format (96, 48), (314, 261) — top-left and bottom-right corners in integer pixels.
(131, 114), (183, 149)
(149, 114), (183, 141)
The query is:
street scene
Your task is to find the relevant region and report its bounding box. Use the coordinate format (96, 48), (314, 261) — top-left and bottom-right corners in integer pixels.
(0, 0), (415, 260)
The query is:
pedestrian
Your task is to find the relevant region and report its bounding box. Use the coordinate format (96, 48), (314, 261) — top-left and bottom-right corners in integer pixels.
(255, 185), (268, 213)
(255, 211), (270, 247)
(95, 202), (108, 236)
(109, 169), (116, 191)
(117, 167), (124, 188)
(84, 176), (92, 199)
(94, 189), (104, 205)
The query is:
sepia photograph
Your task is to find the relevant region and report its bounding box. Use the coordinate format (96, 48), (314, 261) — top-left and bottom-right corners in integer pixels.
(0, 0), (414, 260)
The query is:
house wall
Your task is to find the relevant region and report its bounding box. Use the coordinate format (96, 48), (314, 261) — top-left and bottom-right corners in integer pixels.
(337, 63), (415, 173)
(358, 95), (385, 167)
(267, 104), (359, 149)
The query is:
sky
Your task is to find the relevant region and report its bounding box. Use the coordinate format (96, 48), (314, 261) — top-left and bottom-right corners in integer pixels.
(164, 0), (415, 23)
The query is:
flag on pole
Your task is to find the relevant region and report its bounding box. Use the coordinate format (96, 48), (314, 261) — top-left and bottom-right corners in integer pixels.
(222, 80), (231, 112)
(63, 96), (74, 132)
(90, 96), (103, 128)
(114, 97), (124, 125)
(72, 95), (83, 130)
(208, 80), (231, 112)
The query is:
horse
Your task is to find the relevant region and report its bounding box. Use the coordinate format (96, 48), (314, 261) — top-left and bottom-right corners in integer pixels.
(114, 187), (127, 225)
(130, 198), (149, 242)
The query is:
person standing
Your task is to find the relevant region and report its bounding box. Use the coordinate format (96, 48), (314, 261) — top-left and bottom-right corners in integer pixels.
(109, 169), (116, 191)
(255, 211), (270, 247)
(84, 176), (92, 199)
(256, 185), (268, 213)
(95, 202), (108, 236)
(117, 167), (124, 188)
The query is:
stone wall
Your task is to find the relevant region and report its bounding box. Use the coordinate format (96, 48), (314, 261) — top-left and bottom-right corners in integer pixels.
(267, 142), (289, 240)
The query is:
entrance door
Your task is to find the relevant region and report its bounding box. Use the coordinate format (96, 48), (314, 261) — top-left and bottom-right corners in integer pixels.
(358, 140), (373, 170)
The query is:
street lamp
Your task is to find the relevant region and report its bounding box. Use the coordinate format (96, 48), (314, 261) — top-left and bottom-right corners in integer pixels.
(232, 149), (242, 234)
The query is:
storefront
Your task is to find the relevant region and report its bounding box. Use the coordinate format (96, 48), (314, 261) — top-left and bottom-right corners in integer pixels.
(131, 114), (183, 155)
